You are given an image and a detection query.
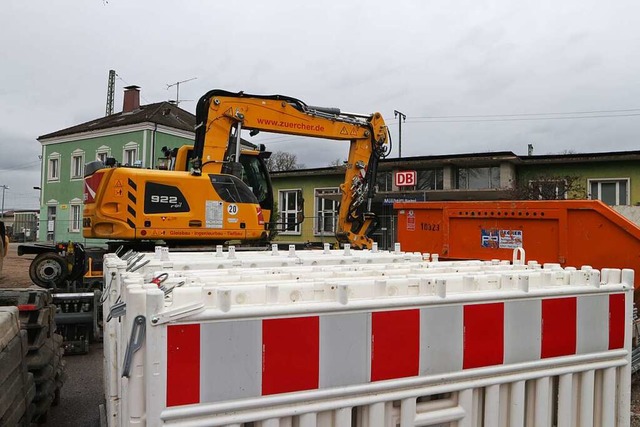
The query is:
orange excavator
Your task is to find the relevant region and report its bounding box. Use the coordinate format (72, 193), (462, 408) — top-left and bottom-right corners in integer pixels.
(83, 89), (390, 250)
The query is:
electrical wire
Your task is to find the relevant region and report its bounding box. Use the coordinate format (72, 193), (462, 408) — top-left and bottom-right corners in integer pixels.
(409, 107), (640, 119)
(405, 113), (640, 123)
(116, 73), (152, 104)
(0, 160), (41, 173)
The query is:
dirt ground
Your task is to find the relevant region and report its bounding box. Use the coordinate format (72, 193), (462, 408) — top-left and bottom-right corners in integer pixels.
(2, 244), (640, 423)
(0, 244), (38, 288)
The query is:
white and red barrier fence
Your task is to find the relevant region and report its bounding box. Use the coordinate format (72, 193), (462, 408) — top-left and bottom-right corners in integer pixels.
(101, 246), (633, 427)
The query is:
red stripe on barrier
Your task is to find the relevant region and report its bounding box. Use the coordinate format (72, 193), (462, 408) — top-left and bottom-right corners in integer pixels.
(166, 324), (200, 407)
(609, 293), (626, 350)
(463, 303), (504, 369)
(541, 297), (576, 358)
(262, 317), (319, 395)
(371, 309), (420, 381)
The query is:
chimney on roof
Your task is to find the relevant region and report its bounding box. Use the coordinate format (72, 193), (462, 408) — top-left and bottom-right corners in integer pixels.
(123, 85), (141, 113)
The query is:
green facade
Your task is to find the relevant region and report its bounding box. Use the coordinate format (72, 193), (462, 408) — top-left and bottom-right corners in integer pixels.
(271, 154), (640, 248)
(39, 126), (193, 243)
(517, 160), (640, 205)
(270, 170), (344, 247)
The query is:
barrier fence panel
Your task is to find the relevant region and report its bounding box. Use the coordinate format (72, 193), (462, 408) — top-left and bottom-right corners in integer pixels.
(101, 246), (633, 427)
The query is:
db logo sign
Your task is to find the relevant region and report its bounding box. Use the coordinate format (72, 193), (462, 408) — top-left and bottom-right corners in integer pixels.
(395, 170), (416, 187)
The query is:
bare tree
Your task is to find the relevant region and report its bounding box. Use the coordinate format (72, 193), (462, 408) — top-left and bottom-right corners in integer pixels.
(328, 158), (345, 167)
(508, 175), (587, 200)
(265, 151), (305, 172)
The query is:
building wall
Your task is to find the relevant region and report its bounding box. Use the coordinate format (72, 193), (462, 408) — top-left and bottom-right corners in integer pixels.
(12, 211), (38, 242)
(271, 173), (343, 246)
(39, 128), (193, 243)
(517, 161), (640, 205)
(612, 206), (640, 225)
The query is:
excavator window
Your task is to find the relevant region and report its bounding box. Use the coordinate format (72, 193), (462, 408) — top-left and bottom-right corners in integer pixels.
(208, 175), (259, 204)
(239, 155), (273, 210)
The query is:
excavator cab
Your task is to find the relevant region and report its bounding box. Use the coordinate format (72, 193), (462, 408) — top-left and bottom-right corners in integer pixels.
(161, 143), (274, 215)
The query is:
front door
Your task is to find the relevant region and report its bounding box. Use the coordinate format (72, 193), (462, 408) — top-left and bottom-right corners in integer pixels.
(47, 206), (56, 242)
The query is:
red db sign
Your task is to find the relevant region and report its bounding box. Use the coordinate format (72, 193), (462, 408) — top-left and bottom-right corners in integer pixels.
(395, 170), (416, 187)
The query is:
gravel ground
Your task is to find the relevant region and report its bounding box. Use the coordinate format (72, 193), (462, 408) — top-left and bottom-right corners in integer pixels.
(0, 244), (37, 288)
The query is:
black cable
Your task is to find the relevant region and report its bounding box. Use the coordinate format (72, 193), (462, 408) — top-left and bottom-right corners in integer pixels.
(411, 107), (640, 119)
(405, 113), (640, 123)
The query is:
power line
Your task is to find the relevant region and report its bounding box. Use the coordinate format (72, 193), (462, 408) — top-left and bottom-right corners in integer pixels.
(0, 160), (41, 173)
(406, 113), (640, 123)
(410, 107), (640, 119)
(115, 73), (152, 104)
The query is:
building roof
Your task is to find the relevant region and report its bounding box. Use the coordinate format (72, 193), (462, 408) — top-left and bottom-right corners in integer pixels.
(38, 102), (196, 141)
(520, 150), (640, 164)
(381, 151), (520, 168)
(270, 165), (346, 178)
(270, 149), (640, 177)
(0, 209), (39, 217)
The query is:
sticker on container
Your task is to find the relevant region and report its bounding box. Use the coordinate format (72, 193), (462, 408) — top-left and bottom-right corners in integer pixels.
(227, 203), (238, 215)
(481, 229), (499, 248)
(407, 210), (415, 231)
(498, 229), (523, 249)
(206, 201), (224, 228)
(481, 228), (523, 249)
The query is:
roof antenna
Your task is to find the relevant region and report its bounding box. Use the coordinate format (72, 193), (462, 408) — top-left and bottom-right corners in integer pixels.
(166, 77), (197, 107)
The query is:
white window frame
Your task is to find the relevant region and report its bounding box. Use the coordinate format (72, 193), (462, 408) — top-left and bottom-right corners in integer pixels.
(47, 153), (61, 182)
(69, 199), (82, 233)
(123, 142), (139, 166)
(528, 179), (568, 200)
(70, 149), (85, 180)
(96, 145), (111, 163)
(587, 178), (630, 206)
(279, 189), (302, 235)
(314, 188), (339, 236)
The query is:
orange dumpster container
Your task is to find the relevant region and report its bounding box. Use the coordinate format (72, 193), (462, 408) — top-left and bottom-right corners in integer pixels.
(395, 200), (640, 290)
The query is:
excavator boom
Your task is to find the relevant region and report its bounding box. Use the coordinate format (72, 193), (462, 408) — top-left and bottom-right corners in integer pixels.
(193, 90), (389, 248)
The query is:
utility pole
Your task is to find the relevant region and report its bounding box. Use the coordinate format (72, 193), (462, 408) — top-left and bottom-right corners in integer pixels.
(166, 77), (197, 107)
(1, 185), (8, 219)
(105, 69), (116, 116)
(394, 110), (406, 158)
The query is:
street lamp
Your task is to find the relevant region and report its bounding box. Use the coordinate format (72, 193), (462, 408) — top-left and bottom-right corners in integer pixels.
(1, 185), (8, 219)
(393, 110), (406, 158)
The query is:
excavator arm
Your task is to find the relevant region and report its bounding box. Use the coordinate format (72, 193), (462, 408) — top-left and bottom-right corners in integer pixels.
(194, 90), (389, 249)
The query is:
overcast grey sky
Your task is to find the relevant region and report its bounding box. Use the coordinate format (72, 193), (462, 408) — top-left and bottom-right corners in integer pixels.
(1, 0), (639, 209)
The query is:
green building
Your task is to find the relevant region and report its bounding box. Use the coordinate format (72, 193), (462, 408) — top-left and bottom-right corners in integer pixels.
(37, 86), (195, 243)
(517, 151), (640, 206)
(270, 150), (640, 249)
